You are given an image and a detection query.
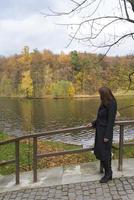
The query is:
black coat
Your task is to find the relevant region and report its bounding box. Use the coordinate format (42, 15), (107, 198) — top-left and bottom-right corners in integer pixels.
(92, 100), (117, 161)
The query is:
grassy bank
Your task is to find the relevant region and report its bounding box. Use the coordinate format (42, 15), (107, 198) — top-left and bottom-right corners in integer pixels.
(112, 141), (134, 159)
(0, 132), (134, 176)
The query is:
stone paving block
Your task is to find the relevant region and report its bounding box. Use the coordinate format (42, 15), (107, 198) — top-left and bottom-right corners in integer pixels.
(120, 196), (130, 200)
(112, 194), (121, 199)
(126, 189), (134, 194)
(62, 197), (69, 200)
(76, 196), (83, 200)
(83, 191), (89, 195)
(40, 196), (48, 200)
(83, 196), (90, 200)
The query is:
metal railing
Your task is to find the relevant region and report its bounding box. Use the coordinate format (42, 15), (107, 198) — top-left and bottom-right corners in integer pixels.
(0, 120), (134, 185)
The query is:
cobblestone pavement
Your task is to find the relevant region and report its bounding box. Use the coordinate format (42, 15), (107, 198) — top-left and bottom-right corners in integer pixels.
(0, 176), (134, 200)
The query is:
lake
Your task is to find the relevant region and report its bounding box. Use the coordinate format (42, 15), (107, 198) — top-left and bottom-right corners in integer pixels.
(0, 96), (134, 147)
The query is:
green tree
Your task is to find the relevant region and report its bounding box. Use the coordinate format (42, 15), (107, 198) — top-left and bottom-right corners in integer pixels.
(70, 51), (81, 72)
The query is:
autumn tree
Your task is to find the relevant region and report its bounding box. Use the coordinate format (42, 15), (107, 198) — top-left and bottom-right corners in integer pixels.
(57, 52), (73, 81)
(19, 46), (32, 70)
(42, 50), (56, 95)
(30, 49), (44, 97)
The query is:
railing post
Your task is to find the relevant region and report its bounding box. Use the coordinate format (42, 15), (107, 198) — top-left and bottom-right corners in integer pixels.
(15, 140), (20, 184)
(33, 137), (37, 182)
(118, 124), (124, 171)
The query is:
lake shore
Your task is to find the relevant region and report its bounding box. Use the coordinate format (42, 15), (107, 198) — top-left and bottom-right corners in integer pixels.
(0, 92), (134, 100)
(0, 90), (134, 99)
(74, 92), (134, 98)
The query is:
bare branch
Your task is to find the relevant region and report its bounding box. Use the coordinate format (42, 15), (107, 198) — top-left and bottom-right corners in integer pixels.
(70, 0), (80, 5)
(84, 0), (102, 19)
(123, 0), (130, 18)
(89, 32), (134, 48)
(69, 19), (120, 41)
(119, 0), (124, 16)
(43, 0), (88, 17)
(66, 24), (82, 47)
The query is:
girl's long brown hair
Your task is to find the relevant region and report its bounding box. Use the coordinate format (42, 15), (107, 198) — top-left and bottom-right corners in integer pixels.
(99, 87), (116, 106)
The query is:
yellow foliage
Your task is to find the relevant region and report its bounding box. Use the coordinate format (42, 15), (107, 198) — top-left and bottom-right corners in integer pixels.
(58, 52), (71, 64)
(43, 84), (54, 95)
(20, 70), (33, 97)
(68, 84), (75, 97)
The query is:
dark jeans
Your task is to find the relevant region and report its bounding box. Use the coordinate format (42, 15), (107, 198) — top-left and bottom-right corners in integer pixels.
(100, 157), (112, 175)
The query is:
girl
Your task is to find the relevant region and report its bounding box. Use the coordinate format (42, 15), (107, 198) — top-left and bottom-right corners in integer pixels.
(88, 87), (117, 183)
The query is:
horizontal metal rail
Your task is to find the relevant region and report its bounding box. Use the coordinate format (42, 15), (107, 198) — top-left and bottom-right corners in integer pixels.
(124, 142), (134, 146)
(0, 159), (15, 166)
(37, 147), (94, 159)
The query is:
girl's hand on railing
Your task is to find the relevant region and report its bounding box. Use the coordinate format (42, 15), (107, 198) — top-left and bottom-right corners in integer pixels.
(86, 123), (92, 127)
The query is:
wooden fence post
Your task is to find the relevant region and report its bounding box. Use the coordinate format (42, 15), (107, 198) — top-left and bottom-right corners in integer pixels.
(118, 124), (124, 171)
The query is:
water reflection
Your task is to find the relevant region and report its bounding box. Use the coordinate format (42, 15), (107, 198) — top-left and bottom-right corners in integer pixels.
(0, 96), (134, 146)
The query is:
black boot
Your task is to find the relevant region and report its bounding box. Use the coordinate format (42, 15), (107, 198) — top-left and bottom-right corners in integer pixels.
(100, 159), (112, 183)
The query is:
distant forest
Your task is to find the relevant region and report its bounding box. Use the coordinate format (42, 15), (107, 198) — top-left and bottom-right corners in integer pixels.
(0, 46), (134, 98)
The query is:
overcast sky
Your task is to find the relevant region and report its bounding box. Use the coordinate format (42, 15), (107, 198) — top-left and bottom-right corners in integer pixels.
(0, 0), (134, 56)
